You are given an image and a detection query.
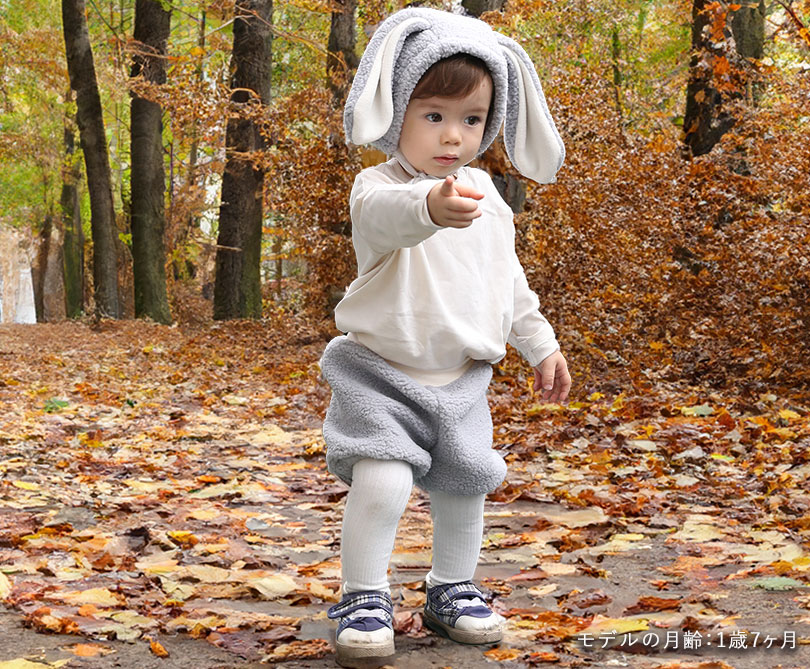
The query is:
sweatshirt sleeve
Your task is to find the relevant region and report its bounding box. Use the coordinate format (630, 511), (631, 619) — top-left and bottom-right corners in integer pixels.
(507, 252), (560, 367)
(350, 169), (444, 260)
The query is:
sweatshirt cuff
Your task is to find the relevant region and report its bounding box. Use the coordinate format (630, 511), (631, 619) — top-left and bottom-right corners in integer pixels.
(411, 180), (445, 231)
(510, 329), (560, 368)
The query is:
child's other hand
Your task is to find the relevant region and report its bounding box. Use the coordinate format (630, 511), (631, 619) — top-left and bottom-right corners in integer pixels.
(532, 351), (571, 404)
(427, 176), (484, 228)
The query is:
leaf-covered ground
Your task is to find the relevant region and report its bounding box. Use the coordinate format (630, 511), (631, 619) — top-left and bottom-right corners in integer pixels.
(1, 320), (809, 668)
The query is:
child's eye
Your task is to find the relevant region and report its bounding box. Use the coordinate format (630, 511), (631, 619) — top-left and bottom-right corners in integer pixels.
(425, 113), (442, 122)
(465, 115), (482, 126)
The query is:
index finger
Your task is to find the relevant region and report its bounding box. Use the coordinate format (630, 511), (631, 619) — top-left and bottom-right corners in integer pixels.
(453, 183), (484, 200)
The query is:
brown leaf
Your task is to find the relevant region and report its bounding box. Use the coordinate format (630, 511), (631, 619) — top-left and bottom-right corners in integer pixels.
(624, 595), (682, 615)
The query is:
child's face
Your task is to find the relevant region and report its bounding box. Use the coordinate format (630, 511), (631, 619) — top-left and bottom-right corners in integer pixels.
(398, 76), (493, 178)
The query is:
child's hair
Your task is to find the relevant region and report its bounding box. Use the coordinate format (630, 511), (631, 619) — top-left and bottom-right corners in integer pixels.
(410, 54), (493, 102)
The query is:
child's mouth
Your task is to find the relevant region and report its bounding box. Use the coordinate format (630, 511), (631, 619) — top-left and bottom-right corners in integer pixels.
(434, 156), (458, 166)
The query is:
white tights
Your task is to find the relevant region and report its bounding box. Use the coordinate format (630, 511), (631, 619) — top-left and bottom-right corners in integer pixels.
(341, 458), (485, 594)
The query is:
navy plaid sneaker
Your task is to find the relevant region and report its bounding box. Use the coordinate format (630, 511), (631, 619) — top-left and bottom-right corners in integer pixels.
(327, 590), (395, 667)
(424, 581), (503, 645)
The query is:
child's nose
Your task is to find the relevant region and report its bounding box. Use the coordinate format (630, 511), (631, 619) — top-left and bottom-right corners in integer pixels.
(441, 123), (462, 145)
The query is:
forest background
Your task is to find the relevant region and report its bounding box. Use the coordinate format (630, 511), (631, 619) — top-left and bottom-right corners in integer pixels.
(0, 0), (808, 399)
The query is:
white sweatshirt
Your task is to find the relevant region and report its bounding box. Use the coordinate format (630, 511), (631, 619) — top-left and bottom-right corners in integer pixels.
(334, 155), (559, 383)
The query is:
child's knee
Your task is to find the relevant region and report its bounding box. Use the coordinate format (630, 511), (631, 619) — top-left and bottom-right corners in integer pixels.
(349, 458), (414, 515)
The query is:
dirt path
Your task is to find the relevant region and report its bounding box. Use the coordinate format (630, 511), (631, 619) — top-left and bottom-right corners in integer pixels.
(1, 322), (809, 668)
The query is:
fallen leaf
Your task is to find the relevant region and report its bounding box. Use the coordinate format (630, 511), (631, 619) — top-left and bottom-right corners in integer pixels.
(149, 639), (169, 657)
(624, 596), (682, 614)
(750, 576), (807, 591)
(579, 614), (649, 636)
(535, 506), (609, 528)
(262, 639), (330, 661)
(0, 661), (69, 669)
(528, 583), (559, 597)
(248, 573), (298, 599)
(59, 588), (123, 607)
(12, 481), (40, 491)
(64, 643), (114, 657)
(484, 646), (522, 661)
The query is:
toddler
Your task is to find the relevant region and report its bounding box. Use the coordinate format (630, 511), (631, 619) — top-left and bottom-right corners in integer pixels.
(320, 7), (570, 667)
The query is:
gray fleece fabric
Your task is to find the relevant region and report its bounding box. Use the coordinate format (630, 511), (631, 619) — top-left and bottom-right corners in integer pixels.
(343, 7), (565, 183)
(320, 336), (507, 496)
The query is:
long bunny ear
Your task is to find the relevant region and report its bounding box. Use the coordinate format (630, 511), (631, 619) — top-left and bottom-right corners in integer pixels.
(496, 35), (564, 183)
(345, 16), (429, 146)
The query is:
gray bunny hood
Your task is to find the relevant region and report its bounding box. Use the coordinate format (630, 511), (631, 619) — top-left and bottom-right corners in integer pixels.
(343, 7), (565, 183)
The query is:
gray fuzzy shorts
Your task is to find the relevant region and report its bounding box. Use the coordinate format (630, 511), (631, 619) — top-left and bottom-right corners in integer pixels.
(319, 336), (507, 496)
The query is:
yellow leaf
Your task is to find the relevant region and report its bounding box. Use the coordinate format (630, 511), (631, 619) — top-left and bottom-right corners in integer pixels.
(168, 531), (198, 546)
(0, 572), (11, 599)
(60, 588), (123, 607)
(526, 403), (565, 416)
(12, 480), (40, 491)
(580, 614), (649, 636)
(779, 409), (800, 420)
(189, 46), (205, 57)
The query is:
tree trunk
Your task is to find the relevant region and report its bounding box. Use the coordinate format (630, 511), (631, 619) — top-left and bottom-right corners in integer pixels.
(186, 10), (206, 229)
(730, 0), (765, 105)
(62, 116), (84, 318)
(462, 0), (504, 17)
(213, 0), (273, 320)
(62, 0), (121, 318)
(130, 0), (172, 324)
(326, 0), (358, 103)
(33, 215), (68, 322)
(683, 0), (765, 156)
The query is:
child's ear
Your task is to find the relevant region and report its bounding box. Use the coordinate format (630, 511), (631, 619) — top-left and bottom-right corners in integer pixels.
(345, 16), (428, 146)
(496, 34), (565, 184)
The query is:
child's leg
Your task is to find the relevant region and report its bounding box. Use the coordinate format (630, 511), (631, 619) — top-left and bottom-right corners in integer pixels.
(426, 489), (485, 585)
(341, 458), (413, 593)
(426, 490), (502, 635)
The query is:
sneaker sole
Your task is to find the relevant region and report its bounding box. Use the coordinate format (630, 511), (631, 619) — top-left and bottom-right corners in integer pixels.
(423, 609), (503, 645)
(334, 638), (395, 668)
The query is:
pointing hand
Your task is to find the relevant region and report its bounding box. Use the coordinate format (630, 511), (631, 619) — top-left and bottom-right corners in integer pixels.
(427, 176), (485, 228)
